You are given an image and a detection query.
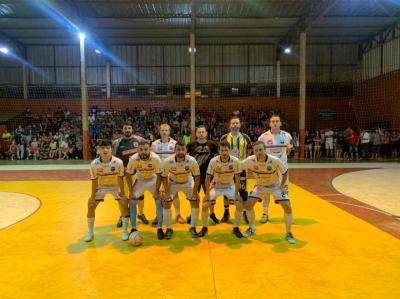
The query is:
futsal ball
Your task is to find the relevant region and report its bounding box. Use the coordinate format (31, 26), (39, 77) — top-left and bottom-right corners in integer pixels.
(129, 231), (143, 247)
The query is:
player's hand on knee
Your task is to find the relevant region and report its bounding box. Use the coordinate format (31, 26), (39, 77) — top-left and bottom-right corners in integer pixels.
(191, 191), (200, 201)
(235, 193), (242, 202)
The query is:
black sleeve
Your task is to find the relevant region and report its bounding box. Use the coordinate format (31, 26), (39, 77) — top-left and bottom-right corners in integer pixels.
(211, 141), (218, 154)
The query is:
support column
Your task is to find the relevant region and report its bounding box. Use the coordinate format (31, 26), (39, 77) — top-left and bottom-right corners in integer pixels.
(299, 32), (306, 159)
(276, 60), (281, 98)
(80, 35), (89, 160)
(106, 60), (111, 99)
(190, 0), (196, 141)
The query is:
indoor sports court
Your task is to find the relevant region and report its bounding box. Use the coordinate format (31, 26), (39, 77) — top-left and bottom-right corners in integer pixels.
(0, 1), (399, 298)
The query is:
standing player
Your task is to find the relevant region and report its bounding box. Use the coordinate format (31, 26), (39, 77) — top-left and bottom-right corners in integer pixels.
(187, 125), (219, 224)
(113, 122), (148, 228)
(126, 140), (164, 240)
(258, 114), (292, 223)
(240, 141), (296, 243)
(220, 116), (252, 223)
(150, 124), (185, 224)
(85, 139), (129, 242)
(160, 141), (201, 239)
(199, 141), (244, 238)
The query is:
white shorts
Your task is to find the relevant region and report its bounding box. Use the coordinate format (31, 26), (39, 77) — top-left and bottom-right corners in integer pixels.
(132, 177), (158, 200)
(326, 140), (333, 150)
(208, 184), (236, 205)
(95, 186), (121, 201)
(169, 180), (195, 201)
(249, 185), (289, 204)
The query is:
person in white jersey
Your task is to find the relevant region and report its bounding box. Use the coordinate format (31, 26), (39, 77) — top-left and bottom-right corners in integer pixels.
(240, 141), (296, 244)
(258, 114), (293, 223)
(199, 141), (243, 238)
(151, 124), (185, 225)
(85, 139), (129, 242)
(160, 141), (201, 239)
(126, 140), (164, 240)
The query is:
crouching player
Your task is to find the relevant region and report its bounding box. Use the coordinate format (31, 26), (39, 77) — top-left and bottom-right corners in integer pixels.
(240, 141), (296, 244)
(161, 141), (201, 239)
(85, 139), (129, 242)
(199, 141), (244, 238)
(126, 140), (165, 240)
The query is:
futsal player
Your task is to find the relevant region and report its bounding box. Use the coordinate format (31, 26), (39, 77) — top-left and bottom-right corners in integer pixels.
(240, 141), (296, 244)
(258, 114), (293, 223)
(126, 140), (164, 240)
(85, 139), (129, 242)
(160, 141), (201, 239)
(150, 124), (184, 225)
(113, 122), (148, 227)
(220, 116), (252, 223)
(199, 141), (244, 238)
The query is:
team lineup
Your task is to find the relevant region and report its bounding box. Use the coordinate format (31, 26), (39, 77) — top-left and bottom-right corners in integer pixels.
(85, 115), (296, 245)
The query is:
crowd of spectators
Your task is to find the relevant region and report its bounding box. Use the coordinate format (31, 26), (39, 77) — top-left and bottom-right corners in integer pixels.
(0, 107), (399, 161)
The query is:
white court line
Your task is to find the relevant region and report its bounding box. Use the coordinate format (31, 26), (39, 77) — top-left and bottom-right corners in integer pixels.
(325, 200), (399, 218)
(314, 193), (343, 197)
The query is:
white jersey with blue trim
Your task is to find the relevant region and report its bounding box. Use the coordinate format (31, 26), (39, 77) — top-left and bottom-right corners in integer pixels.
(151, 138), (177, 162)
(258, 130), (293, 167)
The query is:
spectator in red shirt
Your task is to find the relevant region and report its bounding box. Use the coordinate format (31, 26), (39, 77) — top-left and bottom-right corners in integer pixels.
(347, 129), (359, 160)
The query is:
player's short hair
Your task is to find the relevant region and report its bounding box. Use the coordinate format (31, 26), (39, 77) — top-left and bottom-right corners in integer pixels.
(159, 123), (170, 130)
(230, 116), (241, 122)
(123, 121), (133, 128)
(219, 140), (230, 149)
(98, 139), (112, 147)
(175, 140), (187, 149)
(138, 140), (150, 147)
(196, 125), (207, 132)
(252, 141), (266, 148)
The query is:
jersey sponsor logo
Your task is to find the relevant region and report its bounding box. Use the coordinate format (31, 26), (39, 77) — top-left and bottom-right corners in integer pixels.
(169, 146), (174, 150)
(185, 165), (190, 170)
(171, 167), (177, 171)
(229, 165), (233, 169)
(133, 142), (139, 147)
(111, 166), (116, 171)
(267, 140), (273, 145)
(254, 165), (259, 170)
(148, 164), (152, 168)
(267, 166), (272, 171)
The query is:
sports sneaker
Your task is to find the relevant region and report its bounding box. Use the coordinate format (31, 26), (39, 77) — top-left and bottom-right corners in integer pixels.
(220, 211), (230, 223)
(243, 227), (256, 238)
(164, 228), (173, 240)
(198, 227), (208, 237)
(189, 227), (199, 238)
(122, 230), (129, 241)
(157, 228), (165, 240)
(243, 211), (249, 224)
(138, 214), (149, 224)
(232, 227), (243, 238)
(152, 217), (158, 226)
(286, 232), (296, 244)
(84, 232), (94, 242)
(116, 216), (122, 228)
(210, 213), (219, 224)
(260, 214), (269, 224)
(176, 214), (186, 224)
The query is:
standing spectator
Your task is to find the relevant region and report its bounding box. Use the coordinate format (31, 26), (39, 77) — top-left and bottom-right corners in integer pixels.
(9, 140), (17, 160)
(313, 131), (321, 159)
(305, 130), (314, 159)
(17, 139), (25, 160)
(382, 131), (391, 159)
(292, 131), (300, 159)
(49, 139), (58, 159)
(360, 129), (371, 159)
(390, 131), (399, 160)
(347, 129), (359, 160)
(370, 129), (382, 160)
(324, 128), (334, 158)
(335, 132), (345, 160)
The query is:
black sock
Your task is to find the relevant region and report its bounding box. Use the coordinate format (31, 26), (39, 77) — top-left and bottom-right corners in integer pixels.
(224, 205), (229, 212)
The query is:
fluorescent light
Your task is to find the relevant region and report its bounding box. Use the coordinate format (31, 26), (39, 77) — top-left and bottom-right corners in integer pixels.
(0, 47), (9, 54)
(95, 49), (101, 54)
(284, 47), (291, 54)
(78, 32), (86, 40)
(189, 47), (196, 53)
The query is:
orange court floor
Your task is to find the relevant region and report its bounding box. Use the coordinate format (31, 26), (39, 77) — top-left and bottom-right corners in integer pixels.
(0, 166), (400, 299)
